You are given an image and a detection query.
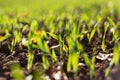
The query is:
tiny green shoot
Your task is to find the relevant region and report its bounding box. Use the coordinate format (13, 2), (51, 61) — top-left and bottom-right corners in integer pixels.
(10, 64), (25, 80)
(42, 55), (49, 69)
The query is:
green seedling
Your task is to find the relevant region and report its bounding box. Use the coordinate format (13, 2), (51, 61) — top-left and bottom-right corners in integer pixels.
(102, 22), (109, 51)
(27, 20), (38, 70)
(67, 38), (82, 72)
(42, 55), (49, 69)
(71, 23), (80, 40)
(0, 30), (10, 42)
(82, 53), (95, 77)
(47, 32), (58, 40)
(107, 17), (119, 41)
(103, 22), (109, 39)
(88, 23), (97, 42)
(47, 32), (64, 56)
(10, 64), (25, 80)
(57, 20), (63, 29)
(44, 15), (56, 33)
(81, 13), (89, 23)
(105, 60), (114, 77)
(66, 20), (85, 72)
(10, 19), (22, 52)
(88, 27), (96, 42)
(51, 49), (58, 63)
(79, 24), (86, 41)
(35, 35), (50, 53)
(102, 39), (106, 51)
(22, 25), (28, 32)
(105, 43), (120, 77)
(113, 43), (120, 65)
(11, 31), (22, 52)
(95, 16), (102, 39)
(104, 17), (120, 77)
(0, 15), (13, 30)
(67, 51), (79, 72)
(33, 70), (45, 80)
(27, 48), (34, 70)
(88, 16), (102, 43)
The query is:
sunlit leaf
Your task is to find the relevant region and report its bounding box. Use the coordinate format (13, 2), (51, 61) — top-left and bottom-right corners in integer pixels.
(27, 51), (34, 70)
(47, 32), (58, 40)
(113, 43), (120, 65)
(102, 39), (106, 51)
(51, 49), (58, 62)
(42, 55), (49, 69)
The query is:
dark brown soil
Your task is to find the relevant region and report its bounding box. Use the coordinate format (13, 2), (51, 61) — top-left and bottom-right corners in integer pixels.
(0, 18), (120, 80)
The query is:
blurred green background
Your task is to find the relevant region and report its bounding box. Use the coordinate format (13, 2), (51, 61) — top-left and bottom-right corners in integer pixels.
(0, 0), (120, 17)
